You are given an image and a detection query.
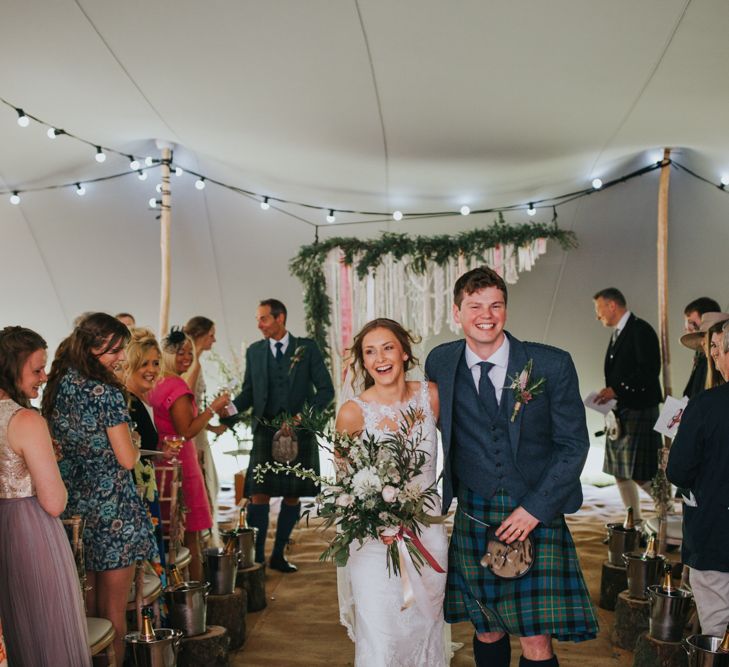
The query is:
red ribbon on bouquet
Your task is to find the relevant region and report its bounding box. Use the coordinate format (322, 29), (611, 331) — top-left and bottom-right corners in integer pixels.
(395, 526), (445, 618)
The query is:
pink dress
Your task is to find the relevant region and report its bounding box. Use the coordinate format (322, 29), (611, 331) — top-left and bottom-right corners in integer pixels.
(148, 376), (212, 532)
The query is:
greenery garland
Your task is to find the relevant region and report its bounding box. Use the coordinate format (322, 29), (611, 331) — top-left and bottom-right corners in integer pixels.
(289, 217), (578, 357)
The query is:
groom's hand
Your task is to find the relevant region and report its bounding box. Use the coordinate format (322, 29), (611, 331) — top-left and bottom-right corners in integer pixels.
(495, 506), (539, 544)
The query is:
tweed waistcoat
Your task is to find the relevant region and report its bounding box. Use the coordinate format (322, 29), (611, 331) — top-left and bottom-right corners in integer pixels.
(264, 348), (291, 418)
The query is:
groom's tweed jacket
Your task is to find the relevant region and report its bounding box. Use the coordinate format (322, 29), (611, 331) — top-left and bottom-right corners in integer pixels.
(425, 332), (590, 524)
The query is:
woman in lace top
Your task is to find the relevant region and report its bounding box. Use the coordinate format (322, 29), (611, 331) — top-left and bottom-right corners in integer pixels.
(0, 326), (91, 666)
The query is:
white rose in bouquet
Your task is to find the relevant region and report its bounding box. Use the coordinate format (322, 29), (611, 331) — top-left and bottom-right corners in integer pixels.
(351, 466), (382, 499)
(381, 485), (399, 503)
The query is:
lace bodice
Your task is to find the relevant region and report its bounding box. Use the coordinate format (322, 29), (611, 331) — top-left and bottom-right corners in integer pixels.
(0, 398), (34, 498)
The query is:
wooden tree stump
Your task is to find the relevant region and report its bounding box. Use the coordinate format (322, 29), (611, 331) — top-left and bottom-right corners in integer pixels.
(613, 590), (650, 650)
(178, 624), (230, 667)
(633, 632), (688, 667)
(600, 559), (628, 611)
(236, 563), (266, 612)
(206, 587), (247, 650)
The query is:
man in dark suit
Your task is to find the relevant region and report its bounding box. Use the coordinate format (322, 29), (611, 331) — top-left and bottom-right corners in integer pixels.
(667, 318), (729, 636)
(593, 287), (662, 523)
(230, 299), (334, 572)
(682, 297), (721, 399)
(426, 267), (597, 667)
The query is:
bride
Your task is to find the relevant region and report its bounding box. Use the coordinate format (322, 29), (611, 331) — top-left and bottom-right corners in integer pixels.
(335, 318), (448, 667)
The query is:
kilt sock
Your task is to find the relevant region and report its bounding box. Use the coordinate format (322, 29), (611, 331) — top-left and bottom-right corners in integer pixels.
(247, 503), (269, 563)
(273, 502), (300, 558)
(473, 633), (510, 667)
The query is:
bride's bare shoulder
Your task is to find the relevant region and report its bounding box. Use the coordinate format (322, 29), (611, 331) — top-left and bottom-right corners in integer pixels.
(335, 399), (364, 434)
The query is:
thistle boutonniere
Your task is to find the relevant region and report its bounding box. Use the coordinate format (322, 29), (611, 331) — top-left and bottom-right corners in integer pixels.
(508, 359), (545, 422)
(289, 345), (306, 373)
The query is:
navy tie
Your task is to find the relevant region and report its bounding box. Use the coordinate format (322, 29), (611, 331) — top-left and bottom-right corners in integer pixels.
(478, 361), (499, 417)
(275, 341), (284, 361)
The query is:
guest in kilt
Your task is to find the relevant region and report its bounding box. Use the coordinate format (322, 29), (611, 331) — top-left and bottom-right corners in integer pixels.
(426, 266), (597, 667)
(227, 299), (334, 572)
(593, 288), (663, 524)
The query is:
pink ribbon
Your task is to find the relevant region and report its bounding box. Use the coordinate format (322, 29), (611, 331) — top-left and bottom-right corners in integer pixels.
(395, 526), (445, 618)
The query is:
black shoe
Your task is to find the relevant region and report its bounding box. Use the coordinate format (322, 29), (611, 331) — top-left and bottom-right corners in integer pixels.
(269, 554), (298, 573)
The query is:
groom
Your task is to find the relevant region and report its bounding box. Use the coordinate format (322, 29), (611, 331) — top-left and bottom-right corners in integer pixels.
(425, 266), (597, 667)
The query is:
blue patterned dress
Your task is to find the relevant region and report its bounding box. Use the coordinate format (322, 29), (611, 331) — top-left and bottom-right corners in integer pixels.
(49, 368), (157, 571)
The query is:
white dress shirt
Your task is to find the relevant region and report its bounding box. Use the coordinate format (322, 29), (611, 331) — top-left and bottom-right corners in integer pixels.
(613, 310), (631, 342)
(269, 332), (290, 356)
(464, 336), (510, 404)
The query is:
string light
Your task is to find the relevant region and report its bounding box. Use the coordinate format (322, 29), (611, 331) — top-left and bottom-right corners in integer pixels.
(260, 196), (270, 210)
(75, 183), (86, 196)
(128, 156), (140, 171)
(326, 209), (336, 223)
(527, 203), (536, 216)
(94, 146), (106, 163)
(148, 198), (158, 208)
(9, 192), (20, 205)
(460, 205), (470, 216)
(144, 157), (154, 167)
(155, 183), (163, 193)
(721, 175), (729, 188)
(137, 170), (148, 181)
(592, 178), (603, 190)
(47, 127), (59, 139)
(15, 108), (29, 127)
(393, 210), (403, 221)
(175, 167), (183, 177)
(195, 177), (206, 190)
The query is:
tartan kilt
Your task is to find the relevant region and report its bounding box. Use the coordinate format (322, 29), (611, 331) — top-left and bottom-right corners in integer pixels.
(246, 424), (320, 497)
(445, 488), (599, 642)
(603, 406), (661, 480)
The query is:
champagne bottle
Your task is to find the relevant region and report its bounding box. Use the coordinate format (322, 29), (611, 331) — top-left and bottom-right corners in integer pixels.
(168, 564), (184, 588)
(238, 508), (247, 531)
(623, 506), (635, 530)
(661, 562), (673, 593)
(224, 535), (238, 556)
(719, 623), (729, 652)
(643, 533), (657, 559)
(140, 607), (155, 642)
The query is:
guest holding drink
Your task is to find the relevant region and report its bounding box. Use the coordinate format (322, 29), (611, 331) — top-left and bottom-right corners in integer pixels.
(148, 328), (230, 581)
(43, 313), (157, 666)
(0, 326), (91, 666)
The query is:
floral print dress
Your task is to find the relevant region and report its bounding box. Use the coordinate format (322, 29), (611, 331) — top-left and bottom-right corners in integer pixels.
(49, 368), (157, 570)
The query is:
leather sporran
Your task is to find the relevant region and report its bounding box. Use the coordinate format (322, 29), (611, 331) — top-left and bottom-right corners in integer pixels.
(271, 426), (298, 464)
(605, 409), (622, 440)
(480, 527), (535, 579)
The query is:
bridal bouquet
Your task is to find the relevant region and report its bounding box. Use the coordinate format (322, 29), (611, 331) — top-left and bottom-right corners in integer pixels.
(254, 406), (445, 577)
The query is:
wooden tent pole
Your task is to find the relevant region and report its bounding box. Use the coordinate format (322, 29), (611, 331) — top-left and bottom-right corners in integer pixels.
(656, 147), (672, 553)
(158, 146), (172, 337)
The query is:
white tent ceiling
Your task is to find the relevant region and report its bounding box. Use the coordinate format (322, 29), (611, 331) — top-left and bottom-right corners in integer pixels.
(1, 0), (728, 419)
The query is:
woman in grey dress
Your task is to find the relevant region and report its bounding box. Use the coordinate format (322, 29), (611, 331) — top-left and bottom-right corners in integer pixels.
(0, 326), (91, 666)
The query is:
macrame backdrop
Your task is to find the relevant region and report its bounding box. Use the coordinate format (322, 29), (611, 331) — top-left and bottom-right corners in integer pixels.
(324, 238), (548, 391)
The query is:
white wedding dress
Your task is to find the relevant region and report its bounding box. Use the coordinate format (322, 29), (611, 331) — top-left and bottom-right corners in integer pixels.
(340, 381), (449, 667)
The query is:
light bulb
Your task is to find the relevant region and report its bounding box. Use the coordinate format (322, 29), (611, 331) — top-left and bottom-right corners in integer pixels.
(145, 156), (154, 167)
(527, 204), (536, 217)
(75, 183), (86, 196)
(47, 127), (58, 139)
(95, 146), (106, 163)
(175, 167), (183, 177)
(129, 157), (140, 170)
(393, 210), (403, 221)
(16, 109), (29, 127)
(460, 205), (470, 216)
(326, 209), (336, 223)
(195, 178), (206, 190)
(260, 196), (270, 210)
(592, 178), (603, 190)
(155, 183), (163, 193)
(137, 170), (148, 181)
(9, 192), (20, 205)
(149, 198), (157, 208)
(721, 175), (729, 187)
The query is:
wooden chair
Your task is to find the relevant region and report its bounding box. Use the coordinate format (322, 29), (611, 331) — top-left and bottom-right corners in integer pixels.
(156, 462), (191, 577)
(62, 516), (116, 664)
(126, 561), (163, 629)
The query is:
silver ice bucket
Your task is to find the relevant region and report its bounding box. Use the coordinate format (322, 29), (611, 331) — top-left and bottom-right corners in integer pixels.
(682, 634), (729, 667)
(623, 551), (666, 600)
(204, 547), (239, 595)
(125, 628), (182, 667)
(166, 581), (209, 637)
(222, 528), (258, 569)
(605, 522), (641, 566)
(647, 584), (693, 642)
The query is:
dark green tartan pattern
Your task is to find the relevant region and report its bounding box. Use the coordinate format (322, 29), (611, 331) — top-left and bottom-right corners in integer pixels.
(603, 406), (661, 480)
(246, 424), (320, 497)
(445, 488), (599, 641)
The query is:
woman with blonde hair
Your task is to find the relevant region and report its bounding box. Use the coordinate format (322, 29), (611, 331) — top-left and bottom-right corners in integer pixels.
(148, 328), (230, 581)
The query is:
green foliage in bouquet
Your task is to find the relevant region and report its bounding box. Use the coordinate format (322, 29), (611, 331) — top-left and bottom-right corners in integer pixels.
(254, 406), (445, 577)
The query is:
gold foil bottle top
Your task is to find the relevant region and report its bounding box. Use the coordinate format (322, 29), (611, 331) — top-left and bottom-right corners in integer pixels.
(140, 608), (155, 642)
(623, 506), (635, 530)
(224, 536), (238, 556)
(644, 534), (657, 559)
(238, 509), (247, 530)
(661, 563), (673, 593)
(719, 623), (729, 652)
(168, 565), (184, 588)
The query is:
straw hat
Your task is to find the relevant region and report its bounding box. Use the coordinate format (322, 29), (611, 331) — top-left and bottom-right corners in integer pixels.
(680, 312), (729, 350)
